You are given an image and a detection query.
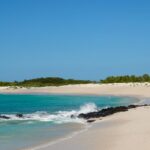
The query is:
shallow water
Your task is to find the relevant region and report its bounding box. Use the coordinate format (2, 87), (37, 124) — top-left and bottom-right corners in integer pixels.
(0, 94), (139, 150)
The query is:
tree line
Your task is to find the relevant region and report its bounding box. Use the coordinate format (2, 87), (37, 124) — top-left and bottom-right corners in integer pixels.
(0, 77), (94, 87)
(0, 74), (150, 87)
(100, 74), (150, 83)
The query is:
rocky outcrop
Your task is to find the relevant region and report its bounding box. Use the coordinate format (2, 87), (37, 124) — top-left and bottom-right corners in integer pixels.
(0, 104), (148, 122)
(78, 104), (148, 120)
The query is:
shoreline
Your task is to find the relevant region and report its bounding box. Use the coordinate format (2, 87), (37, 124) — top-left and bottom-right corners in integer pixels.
(24, 104), (147, 150)
(0, 83), (150, 106)
(1, 83), (150, 150)
(1, 82), (150, 98)
(23, 123), (89, 150)
(34, 105), (150, 150)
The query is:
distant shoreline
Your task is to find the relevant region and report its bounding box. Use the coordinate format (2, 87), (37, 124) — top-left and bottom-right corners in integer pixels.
(0, 83), (150, 98)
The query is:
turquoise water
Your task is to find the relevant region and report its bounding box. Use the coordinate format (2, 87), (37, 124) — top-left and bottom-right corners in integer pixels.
(0, 94), (139, 150)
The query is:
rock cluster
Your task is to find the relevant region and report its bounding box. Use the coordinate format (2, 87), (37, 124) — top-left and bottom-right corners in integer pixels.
(0, 115), (10, 119)
(78, 104), (148, 120)
(0, 114), (24, 120)
(0, 104), (148, 123)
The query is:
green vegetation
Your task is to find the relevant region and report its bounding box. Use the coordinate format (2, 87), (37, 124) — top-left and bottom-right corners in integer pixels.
(0, 77), (94, 87)
(1, 74), (150, 87)
(100, 74), (150, 83)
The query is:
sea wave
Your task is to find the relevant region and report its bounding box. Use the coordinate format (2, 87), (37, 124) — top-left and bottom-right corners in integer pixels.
(0, 103), (98, 124)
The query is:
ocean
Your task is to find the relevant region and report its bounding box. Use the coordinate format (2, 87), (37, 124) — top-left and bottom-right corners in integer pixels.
(0, 94), (139, 150)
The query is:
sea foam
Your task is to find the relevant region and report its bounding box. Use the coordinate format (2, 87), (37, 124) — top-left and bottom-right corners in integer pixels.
(0, 103), (98, 124)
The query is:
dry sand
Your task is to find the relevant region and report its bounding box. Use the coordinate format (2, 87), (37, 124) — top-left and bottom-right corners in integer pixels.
(0, 82), (150, 98)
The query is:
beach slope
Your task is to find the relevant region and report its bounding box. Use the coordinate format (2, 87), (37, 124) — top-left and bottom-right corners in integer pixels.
(40, 106), (150, 150)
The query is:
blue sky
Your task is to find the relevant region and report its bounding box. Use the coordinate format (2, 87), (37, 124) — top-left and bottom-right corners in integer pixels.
(0, 0), (150, 81)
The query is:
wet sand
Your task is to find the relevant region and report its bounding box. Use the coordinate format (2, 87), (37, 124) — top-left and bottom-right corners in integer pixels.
(38, 106), (150, 150)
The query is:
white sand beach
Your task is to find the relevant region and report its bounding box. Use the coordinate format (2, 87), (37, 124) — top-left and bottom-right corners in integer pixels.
(1, 83), (150, 150)
(43, 106), (150, 150)
(0, 83), (150, 98)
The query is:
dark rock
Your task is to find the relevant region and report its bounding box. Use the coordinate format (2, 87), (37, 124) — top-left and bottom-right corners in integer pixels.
(0, 115), (10, 119)
(87, 119), (95, 123)
(78, 106), (128, 119)
(78, 104), (149, 120)
(16, 114), (23, 118)
(127, 105), (137, 109)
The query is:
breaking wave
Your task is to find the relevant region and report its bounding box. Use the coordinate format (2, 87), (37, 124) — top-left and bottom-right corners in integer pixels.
(0, 103), (98, 124)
